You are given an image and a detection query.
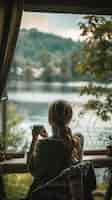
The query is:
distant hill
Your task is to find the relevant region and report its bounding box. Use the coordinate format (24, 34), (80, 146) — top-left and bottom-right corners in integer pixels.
(15, 28), (83, 64)
(9, 28), (87, 82)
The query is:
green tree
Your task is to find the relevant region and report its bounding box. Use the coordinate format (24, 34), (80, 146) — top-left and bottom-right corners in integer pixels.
(0, 103), (27, 151)
(76, 15), (112, 121)
(24, 65), (33, 83)
(39, 50), (51, 68)
(77, 15), (112, 80)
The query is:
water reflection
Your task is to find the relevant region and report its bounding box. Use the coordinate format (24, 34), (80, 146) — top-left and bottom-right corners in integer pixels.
(8, 81), (112, 151)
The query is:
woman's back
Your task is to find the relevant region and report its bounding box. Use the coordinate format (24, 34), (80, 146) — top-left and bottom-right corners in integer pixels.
(29, 137), (72, 183)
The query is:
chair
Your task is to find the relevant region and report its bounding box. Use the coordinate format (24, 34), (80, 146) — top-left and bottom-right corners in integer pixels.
(30, 161), (96, 200)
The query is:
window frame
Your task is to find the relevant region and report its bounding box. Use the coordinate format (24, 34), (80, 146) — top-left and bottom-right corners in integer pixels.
(23, 0), (112, 15)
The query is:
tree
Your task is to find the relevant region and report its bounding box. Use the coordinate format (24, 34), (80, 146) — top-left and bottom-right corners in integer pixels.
(76, 15), (112, 121)
(77, 15), (112, 80)
(38, 50), (51, 68)
(0, 103), (27, 151)
(24, 64), (33, 83)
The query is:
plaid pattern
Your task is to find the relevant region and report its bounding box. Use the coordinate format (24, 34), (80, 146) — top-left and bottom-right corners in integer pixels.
(29, 162), (96, 200)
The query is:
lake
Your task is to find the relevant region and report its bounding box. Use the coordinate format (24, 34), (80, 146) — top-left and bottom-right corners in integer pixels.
(8, 81), (112, 151)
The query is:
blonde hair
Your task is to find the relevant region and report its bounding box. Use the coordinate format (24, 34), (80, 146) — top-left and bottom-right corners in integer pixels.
(48, 100), (81, 160)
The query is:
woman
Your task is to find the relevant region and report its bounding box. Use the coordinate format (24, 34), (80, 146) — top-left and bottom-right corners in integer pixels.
(27, 100), (82, 199)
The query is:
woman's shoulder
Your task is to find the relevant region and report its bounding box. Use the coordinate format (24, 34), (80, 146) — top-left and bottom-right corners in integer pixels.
(38, 137), (65, 145)
(37, 137), (66, 152)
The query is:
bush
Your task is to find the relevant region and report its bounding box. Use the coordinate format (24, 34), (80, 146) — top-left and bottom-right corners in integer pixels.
(4, 173), (32, 200)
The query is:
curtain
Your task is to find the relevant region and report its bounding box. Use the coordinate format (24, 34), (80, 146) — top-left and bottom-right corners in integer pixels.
(0, 0), (23, 99)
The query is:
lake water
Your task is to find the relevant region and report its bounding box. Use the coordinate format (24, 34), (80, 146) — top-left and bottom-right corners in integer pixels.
(8, 81), (112, 151)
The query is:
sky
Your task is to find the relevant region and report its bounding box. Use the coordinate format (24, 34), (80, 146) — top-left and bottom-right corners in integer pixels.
(21, 12), (85, 41)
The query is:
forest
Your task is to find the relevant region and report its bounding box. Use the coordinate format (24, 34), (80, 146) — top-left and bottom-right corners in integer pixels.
(9, 28), (90, 82)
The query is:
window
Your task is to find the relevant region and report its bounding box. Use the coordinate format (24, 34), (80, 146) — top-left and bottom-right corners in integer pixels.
(1, 9), (111, 200)
(6, 12), (112, 152)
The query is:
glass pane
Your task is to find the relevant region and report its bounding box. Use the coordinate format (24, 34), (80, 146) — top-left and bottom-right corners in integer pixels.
(6, 12), (112, 152)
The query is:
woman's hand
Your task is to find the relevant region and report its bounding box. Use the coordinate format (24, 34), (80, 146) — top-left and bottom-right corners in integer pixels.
(39, 128), (48, 138)
(32, 125), (48, 142)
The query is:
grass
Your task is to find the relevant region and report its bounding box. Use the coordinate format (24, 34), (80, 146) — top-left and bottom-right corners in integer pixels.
(4, 173), (32, 200)
(3, 174), (112, 200)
